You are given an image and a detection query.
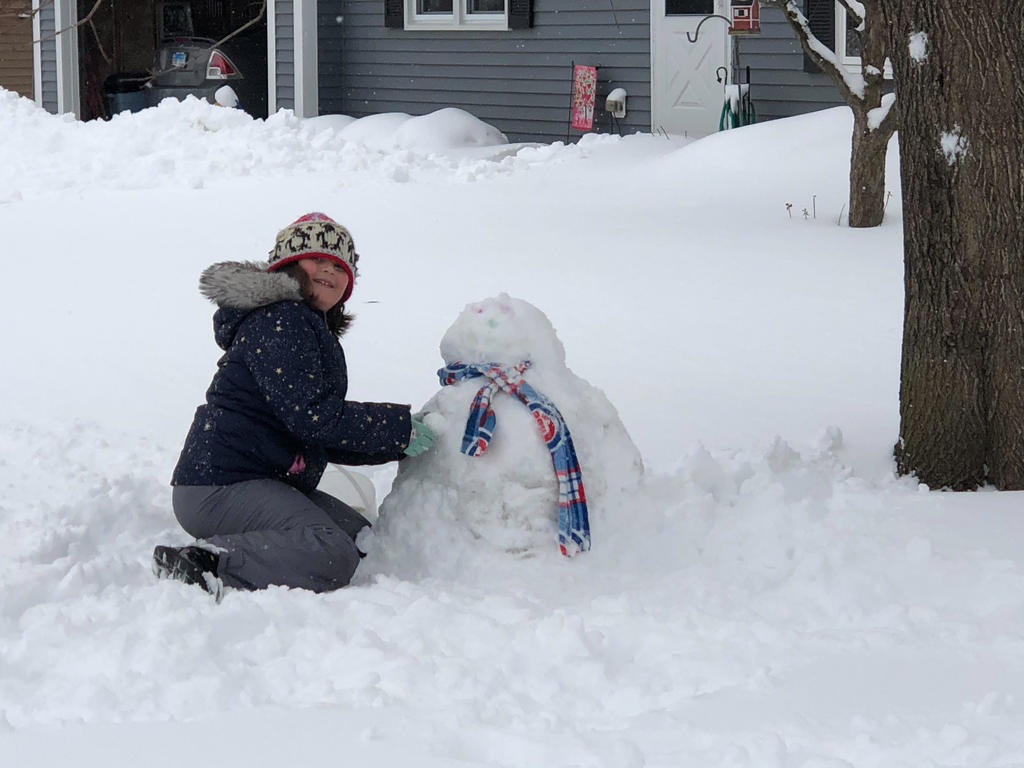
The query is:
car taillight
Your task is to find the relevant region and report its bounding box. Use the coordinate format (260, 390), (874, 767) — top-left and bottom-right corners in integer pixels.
(206, 50), (239, 80)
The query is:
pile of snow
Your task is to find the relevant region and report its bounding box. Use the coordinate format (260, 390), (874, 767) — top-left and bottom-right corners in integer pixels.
(2, 92), (1024, 767)
(366, 294), (643, 580)
(0, 91), (514, 198)
(336, 107), (508, 152)
(5, 415), (1024, 768)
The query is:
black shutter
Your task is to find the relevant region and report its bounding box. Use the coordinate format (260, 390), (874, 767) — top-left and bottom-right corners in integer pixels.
(509, 0), (532, 29)
(803, 0), (835, 72)
(385, 0), (404, 28)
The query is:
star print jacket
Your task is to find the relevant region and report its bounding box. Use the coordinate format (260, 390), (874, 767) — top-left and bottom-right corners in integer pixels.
(171, 261), (412, 494)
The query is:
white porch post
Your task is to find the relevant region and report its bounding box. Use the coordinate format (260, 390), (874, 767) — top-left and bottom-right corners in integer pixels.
(53, 0), (79, 116)
(293, 0), (319, 117)
(267, 0), (278, 113)
(31, 0), (42, 105)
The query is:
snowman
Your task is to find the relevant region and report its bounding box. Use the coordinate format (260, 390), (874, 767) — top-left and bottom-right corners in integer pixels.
(363, 294), (644, 581)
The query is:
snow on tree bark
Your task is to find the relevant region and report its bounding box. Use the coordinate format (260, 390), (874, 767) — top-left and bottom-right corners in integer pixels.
(881, 0), (1024, 489)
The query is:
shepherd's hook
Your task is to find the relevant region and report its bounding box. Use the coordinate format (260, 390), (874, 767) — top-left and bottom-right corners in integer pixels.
(686, 14), (731, 43)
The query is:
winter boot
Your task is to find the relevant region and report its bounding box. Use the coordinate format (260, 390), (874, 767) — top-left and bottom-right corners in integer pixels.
(153, 545), (223, 600)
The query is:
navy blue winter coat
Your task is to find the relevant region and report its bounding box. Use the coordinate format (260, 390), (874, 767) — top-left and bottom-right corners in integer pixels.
(172, 261), (411, 494)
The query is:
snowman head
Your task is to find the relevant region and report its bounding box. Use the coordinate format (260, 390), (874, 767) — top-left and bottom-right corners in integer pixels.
(440, 294), (567, 369)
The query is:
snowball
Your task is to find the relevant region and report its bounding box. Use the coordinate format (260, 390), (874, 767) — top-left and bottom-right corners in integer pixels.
(365, 294), (643, 580)
(214, 85), (239, 109)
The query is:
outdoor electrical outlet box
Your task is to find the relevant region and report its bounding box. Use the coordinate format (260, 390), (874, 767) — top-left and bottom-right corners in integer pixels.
(606, 88), (627, 119)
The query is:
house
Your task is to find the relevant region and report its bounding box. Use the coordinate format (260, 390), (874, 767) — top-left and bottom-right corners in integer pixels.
(24, 1), (853, 142)
(0, 0), (36, 100)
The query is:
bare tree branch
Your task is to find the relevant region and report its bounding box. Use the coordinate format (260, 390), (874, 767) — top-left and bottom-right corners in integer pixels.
(27, 0), (267, 90)
(764, 0), (897, 227)
(761, 0), (859, 105)
(112, 1), (269, 88)
(207, 0), (266, 51)
(0, 0), (36, 22)
(836, 0), (865, 30)
(8, 0), (54, 21)
(32, 0), (102, 45)
(87, 16), (110, 66)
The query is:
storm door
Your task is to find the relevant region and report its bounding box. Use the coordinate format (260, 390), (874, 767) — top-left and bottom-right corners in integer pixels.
(651, 0), (730, 137)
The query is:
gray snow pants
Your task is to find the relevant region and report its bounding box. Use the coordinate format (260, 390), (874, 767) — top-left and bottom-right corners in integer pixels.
(171, 479), (370, 593)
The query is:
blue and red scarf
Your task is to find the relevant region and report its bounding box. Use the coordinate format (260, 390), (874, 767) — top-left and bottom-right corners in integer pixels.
(439, 361), (591, 557)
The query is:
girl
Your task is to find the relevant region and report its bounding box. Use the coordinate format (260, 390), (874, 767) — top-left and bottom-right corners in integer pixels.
(154, 212), (434, 597)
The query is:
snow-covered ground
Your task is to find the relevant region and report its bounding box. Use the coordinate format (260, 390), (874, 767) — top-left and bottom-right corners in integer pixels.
(2, 92), (1023, 767)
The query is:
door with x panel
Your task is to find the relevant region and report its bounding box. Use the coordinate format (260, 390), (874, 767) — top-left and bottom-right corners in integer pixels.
(651, 0), (730, 137)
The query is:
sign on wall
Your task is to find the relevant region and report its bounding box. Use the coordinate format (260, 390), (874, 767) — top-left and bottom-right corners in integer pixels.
(570, 65), (598, 131)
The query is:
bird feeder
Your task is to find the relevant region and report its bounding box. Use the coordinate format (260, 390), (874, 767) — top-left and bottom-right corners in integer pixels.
(729, 0), (761, 34)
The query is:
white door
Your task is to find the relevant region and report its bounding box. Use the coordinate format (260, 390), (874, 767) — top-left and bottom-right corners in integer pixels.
(651, 0), (730, 138)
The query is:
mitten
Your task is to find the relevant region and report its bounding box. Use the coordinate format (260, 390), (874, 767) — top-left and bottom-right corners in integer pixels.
(404, 417), (437, 457)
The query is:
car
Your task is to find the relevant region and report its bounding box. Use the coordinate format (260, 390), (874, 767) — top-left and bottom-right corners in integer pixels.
(144, 2), (267, 117)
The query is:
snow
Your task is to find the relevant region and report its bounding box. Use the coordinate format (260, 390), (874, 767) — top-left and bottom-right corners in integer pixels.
(2, 89), (1024, 767)
(213, 85), (239, 109)
(333, 107), (508, 152)
(841, 0), (866, 27)
(867, 92), (896, 131)
(909, 31), (929, 63)
(941, 125), (970, 165)
(724, 84), (750, 112)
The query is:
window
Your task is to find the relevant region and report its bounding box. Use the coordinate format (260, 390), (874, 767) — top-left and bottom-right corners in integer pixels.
(665, 0), (713, 13)
(838, 8), (861, 66)
(406, 0), (507, 30)
(835, 4), (891, 77)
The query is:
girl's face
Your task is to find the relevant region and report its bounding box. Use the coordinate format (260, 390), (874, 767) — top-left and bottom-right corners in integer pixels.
(297, 257), (350, 311)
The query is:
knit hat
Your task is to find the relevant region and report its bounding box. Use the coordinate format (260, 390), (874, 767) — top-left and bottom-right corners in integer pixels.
(267, 212), (358, 302)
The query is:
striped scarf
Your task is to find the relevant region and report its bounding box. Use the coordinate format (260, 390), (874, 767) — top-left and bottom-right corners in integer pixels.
(439, 361), (591, 557)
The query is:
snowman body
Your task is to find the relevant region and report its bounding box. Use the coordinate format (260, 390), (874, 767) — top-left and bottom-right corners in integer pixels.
(367, 294), (643, 579)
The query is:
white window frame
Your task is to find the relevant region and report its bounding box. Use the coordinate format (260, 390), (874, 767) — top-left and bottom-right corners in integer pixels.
(403, 0), (508, 32)
(834, 2), (892, 78)
(267, 0), (277, 113)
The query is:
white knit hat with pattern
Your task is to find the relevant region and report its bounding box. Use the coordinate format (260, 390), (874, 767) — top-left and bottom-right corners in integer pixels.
(268, 212), (358, 302)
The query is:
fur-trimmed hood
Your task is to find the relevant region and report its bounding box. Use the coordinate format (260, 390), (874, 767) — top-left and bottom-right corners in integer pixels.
(199, 260), (303, 310)
(200, 260), (352, 350)
(200, 260), (307, 351)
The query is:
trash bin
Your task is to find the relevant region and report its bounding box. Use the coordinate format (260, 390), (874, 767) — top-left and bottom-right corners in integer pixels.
(103, 73), (149, 116)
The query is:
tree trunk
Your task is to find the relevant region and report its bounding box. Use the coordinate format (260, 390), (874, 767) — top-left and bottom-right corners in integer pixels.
(847, 110), (889, 228)
(882, 0), (1024, 489)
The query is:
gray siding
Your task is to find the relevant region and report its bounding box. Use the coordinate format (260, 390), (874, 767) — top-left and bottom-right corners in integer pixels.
(319, 0), (651, 143)
(734, 4), (843, 122)
(276, 0), (295, 110)
(39, 2), (57, 112)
